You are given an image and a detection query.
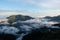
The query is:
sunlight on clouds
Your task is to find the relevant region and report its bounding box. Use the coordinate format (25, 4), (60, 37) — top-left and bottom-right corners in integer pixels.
(41, 10), (60, 16)
(0, 10), (60, 17)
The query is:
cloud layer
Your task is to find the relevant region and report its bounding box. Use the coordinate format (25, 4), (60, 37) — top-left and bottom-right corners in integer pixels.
(0, 0), (60, 17)
(7, 0), (60, 10)
(0, 10), (60, 17)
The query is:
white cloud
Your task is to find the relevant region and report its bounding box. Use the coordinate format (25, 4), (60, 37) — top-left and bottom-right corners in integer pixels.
(6, 0), (60, 9)
(33, 0), (60, 9)
(0, 0), (60, 17)
(40, 0), (60, 8)
(0, 10), (37, 17)
(39, 10), (60, 16)
(0, 10), (60, 17)
(21, 0), (60, 9)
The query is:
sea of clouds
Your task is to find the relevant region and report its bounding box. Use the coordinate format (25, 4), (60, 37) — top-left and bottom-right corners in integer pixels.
(0, 18), (59, 40)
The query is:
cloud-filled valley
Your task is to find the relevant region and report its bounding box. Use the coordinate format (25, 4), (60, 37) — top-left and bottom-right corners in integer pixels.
(0, 15), (60, 40)
(0, 0), (60, 40)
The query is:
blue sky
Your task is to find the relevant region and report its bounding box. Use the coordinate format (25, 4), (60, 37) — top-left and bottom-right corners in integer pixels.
(0, 0), (60, 17)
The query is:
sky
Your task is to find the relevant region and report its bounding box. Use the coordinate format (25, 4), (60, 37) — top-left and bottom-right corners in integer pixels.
(0, 0), (60, 17)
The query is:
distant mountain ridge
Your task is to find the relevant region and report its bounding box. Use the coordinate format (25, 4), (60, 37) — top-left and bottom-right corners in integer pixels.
(7, 15), (34, 23)
(44, 15), (60, 22)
